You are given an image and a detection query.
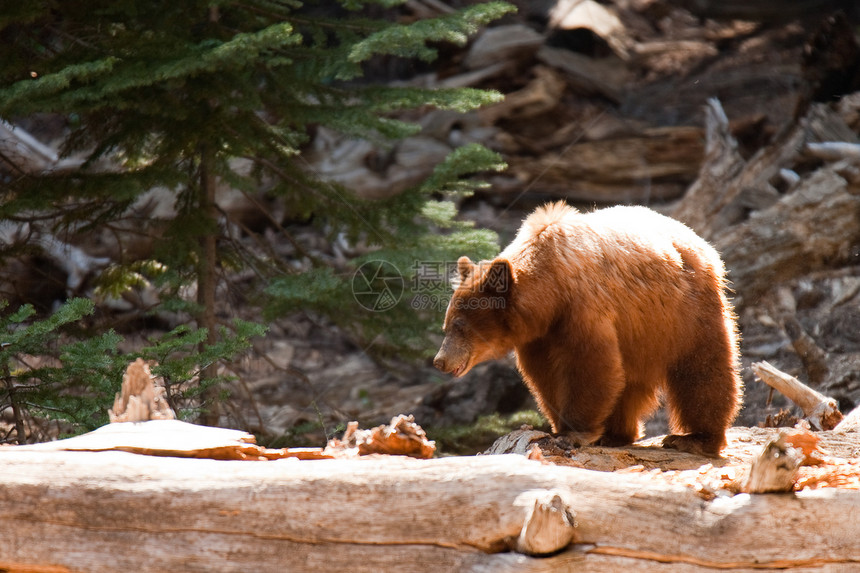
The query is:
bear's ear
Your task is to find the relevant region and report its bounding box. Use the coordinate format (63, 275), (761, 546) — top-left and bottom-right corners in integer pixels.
(457, 256), (475, 282)
(483, 258), (514, 295)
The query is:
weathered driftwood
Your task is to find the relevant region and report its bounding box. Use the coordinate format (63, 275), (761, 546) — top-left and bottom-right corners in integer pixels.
(14, 419), (327, 461)
(715, 163), (860, 305)
(486, 424), (860, 503)
(548, 0), (633, 60)
(671, 98), (747, 237)
(0, 120), (85, 174)
(780, 314), (831, 387)
(479, 66), (567, 125)
(15, 413), (436, 462)
(326, 414), (436, 458)
(462, 24), (543, 70)
(2, 443), (860, 572)
(671, 98), (860, 310)
(537, 46), (628, 102)
(0, 221), (112, 295)
(752, 360), (844, 430)
(303, 126), (453, 200)
(674, 99), (859, 242)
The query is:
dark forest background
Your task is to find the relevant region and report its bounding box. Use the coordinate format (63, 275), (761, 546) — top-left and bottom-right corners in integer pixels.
(1, 0), (859, 453)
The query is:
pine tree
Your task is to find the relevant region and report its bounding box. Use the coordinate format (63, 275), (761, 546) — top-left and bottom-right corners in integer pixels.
(0, 0), (512, 432)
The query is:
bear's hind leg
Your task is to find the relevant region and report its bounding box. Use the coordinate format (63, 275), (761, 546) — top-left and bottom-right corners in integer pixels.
(663, 339), (740, 457)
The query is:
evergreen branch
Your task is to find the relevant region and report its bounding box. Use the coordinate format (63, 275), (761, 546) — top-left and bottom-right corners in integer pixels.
(337, 0), (409, 10)
(349, 1), (516, 63)
(1, 23), (303, 114)
(0, 0), (512, 428)
(216, 202), (299, 275)
(0, 57), (119, 114)
(45, 24), (101, 52)
(360, 85), (504, 114)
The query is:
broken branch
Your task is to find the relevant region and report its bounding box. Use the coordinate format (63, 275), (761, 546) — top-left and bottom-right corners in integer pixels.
(752, 361), (843, 430)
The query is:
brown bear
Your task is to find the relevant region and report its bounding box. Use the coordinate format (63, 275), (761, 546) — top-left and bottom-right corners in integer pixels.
(433, 202), (742, 456)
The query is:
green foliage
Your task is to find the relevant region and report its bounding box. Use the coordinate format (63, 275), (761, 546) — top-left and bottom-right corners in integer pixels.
(348, 2), (516, 63)
(0, 299), (123, 436)
(140, 319), (267, 419)
(0, 299), (265, 442)
(0, 0), (512, 436)
(94, 260), (167, 299)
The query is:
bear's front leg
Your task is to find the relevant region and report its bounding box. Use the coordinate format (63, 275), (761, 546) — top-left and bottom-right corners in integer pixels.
(517, 320), (626, 442)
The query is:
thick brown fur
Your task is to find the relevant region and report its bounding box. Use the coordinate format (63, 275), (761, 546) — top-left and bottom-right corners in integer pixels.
(434, 202), (742, 457)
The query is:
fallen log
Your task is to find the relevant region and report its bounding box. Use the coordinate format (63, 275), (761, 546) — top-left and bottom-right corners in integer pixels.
(504, 125), (703, 203)
(2, 445), (860, 572)
(14, 418), (329, 461)
(0, 120), (86, 174)
(715, 163), (860, 305)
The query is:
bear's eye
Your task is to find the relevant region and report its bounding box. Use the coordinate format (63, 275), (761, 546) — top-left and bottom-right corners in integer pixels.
(452, 317), (467, 331)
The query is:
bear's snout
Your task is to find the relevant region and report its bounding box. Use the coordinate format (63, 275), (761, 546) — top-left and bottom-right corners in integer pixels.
(433, 344), (466, 377)
(432, 352), (449, 372)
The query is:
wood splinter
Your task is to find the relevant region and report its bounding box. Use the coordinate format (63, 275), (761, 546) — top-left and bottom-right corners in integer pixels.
(752, 361), (843, 431)
(744, 432), (803, 494)
(109, 358), (175, 423)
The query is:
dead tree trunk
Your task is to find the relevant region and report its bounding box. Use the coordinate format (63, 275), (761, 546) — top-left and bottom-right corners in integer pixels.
(673, 99), (860, 306)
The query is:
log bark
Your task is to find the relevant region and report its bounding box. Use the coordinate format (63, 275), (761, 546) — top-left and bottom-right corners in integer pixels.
(504, 125), (703, 203)
(2, 443), (860, 572)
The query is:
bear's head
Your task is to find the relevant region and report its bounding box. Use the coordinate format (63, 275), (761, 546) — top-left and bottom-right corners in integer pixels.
(433, 256), (514, 378)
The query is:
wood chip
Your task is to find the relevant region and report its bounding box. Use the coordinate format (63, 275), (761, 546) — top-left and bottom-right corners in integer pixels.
(325, 414), (436, 459)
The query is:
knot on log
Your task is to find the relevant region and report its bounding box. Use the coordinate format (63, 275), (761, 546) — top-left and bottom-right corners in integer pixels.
(513, 489), (577, 556)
